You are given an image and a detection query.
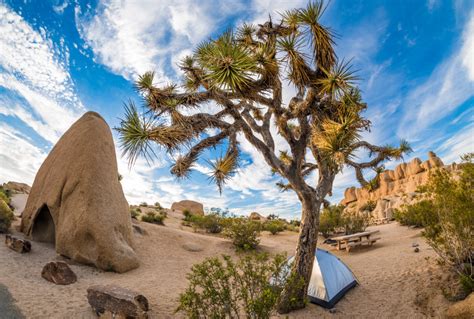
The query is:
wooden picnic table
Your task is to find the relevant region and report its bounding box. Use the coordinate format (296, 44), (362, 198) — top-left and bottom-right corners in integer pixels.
(332, 230), (381, 252)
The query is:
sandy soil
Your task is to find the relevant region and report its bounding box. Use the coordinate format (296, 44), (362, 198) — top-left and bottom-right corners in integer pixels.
(0, 208), (453, 318)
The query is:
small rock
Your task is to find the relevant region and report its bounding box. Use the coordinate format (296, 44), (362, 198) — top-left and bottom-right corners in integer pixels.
(329, 308), (337, 314)
(182, 243), (203, 252)
(41, 261), (77, 285)
(414, 247), (420, 253)
(87, 285), (149, 319)
(5, 234), (31, 253)
(412, 242), (419, 247)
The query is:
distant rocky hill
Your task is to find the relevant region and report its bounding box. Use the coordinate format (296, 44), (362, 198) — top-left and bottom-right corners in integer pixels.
(340, 152), (460, 219)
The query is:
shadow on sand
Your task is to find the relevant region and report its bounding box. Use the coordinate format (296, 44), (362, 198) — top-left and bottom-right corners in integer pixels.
(0, 283), (24, 319)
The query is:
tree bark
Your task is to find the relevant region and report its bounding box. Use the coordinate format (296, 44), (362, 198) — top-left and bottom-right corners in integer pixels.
(277, 189), (321, 313)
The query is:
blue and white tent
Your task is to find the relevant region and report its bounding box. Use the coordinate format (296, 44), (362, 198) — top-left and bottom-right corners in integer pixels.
(287, 249), (357, 308)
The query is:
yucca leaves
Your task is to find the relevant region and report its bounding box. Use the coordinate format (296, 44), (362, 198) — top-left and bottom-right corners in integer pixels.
(296, 1), (336, 71)
(115, 102), (157, 166)
(208, 150), (239, 194)
(277, 35), (312, 88)
(196, 31), (258, 92)
(317, 59), (358, 100)
(135, 71), (155, 94)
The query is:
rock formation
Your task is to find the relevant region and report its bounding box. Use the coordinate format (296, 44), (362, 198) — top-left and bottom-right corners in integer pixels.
(2, 181), (31, 194)
(171, 200), (204, 216)
(340, 152), (458, 219)
(21, 112), (139, 273)
(249, 212), (266, 221)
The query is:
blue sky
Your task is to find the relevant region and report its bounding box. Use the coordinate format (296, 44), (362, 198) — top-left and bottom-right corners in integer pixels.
(0, 0), (473, 219)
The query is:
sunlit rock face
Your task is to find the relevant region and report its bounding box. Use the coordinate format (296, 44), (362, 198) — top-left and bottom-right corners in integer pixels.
(340, 152), (459, 219)
(21, 112), (139, 273)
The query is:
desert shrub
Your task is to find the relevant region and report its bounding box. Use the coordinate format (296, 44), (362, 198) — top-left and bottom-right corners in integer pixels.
(189, 214), (223, 234)
(130, 208), (140, 219)
(183, 209), (192, 221)
(177, 253), (290, 318)
(343, 212), (369, 235)
(289, 219), (301, 227)
(0, 187), (10, 204)
(264, 220), (286, 235)
(154, 202), (162, 209)
(141, 211), (165, 225)
(359, 200), (376, 212)
(266, 213), (279, 220)
(319, 205), (344, 237)
(136, 207), (142, 213)
(139, 202), (148, 207)
(0, 199), (14, 233)
(224, 218), (261, 250)
(393, 200), (437, 227)
(422, 155), (474, 295)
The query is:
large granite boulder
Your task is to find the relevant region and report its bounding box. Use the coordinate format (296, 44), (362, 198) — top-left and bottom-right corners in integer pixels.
(171, 200), (204, 216)
(21, 112), (139, 273)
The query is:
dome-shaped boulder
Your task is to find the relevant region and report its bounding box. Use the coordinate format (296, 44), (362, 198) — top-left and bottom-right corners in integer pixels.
(21, 112), (139, 273)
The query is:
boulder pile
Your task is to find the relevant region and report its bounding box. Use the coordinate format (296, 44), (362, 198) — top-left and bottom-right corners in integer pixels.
(341, 152), (458, 219)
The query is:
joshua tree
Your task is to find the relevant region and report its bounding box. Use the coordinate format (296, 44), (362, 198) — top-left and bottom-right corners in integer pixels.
(117, 1), (411, 312)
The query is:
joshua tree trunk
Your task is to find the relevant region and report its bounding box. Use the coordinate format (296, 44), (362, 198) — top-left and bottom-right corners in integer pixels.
(277, 174), (334, 313)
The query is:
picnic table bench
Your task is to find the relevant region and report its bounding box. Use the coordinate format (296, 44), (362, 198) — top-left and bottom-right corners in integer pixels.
(332, 230), (381, 252)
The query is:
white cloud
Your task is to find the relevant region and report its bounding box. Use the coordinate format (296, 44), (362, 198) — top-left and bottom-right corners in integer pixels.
(0, 123), (47, 184)
(0, 4), (84, 143)
(397, 12), (474, 139)
(435, 123), (474, 163)
(75, 0), (246, 81)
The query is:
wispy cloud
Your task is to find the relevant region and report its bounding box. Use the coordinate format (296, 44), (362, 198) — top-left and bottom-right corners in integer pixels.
(75, 0), (246, 80)
(0, 4), (84, 143)
(397, 12), (474, 140)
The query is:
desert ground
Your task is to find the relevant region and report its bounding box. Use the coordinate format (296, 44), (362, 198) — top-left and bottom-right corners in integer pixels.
(0, 201), (454, 319)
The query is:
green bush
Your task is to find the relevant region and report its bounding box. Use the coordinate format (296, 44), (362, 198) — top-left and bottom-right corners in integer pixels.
(177, 253), (288, 318)
(140, 202), (148, 207)
(264, 220), (286, 235)
(189, 214), (223, 234)
(183, 209), (192, 221)
(130, 208), (140, 219)
(359, 200), (376, 212)
(319, 205), (344, 237)
(343, 212), (369, 235)
(0, 188), (10, 204)
(141, 211), (165, 225)
(224, 218), (261, 250)
(423, 156), (473, 295)
(289, 219), (301, 227)
(154, 202), (162, 209)
(393, 200), (437, 227)
(0, 199), (14, 233)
